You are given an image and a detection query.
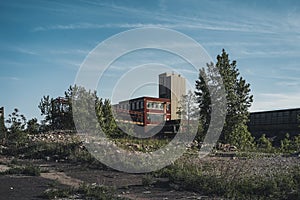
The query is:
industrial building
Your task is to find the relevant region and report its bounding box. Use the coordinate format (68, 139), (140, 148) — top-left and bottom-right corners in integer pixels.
(115, 96), (171, 126)
(114, 72), (186, 129)
(159, 72), (186, 120)
(248, 108), (300, 142)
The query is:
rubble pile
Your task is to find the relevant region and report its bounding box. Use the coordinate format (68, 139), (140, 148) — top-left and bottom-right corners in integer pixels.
(28, 131), (80, 144)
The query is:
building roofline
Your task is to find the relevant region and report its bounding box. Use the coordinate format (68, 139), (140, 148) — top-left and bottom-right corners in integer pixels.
(118, 96), (170, 104)
(250, 107), (300, 114)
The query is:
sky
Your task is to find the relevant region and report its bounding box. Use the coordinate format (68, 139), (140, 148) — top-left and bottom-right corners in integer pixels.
(1, 0), (300, 121)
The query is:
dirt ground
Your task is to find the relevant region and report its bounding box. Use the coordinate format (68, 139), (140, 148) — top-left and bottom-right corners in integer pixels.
(0, 154), (299, 200)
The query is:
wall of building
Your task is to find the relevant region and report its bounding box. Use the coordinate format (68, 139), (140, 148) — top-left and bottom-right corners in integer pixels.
(159, 72), (186, 120)
(115, 97), (171, 126)
(248, 108), (300, 143)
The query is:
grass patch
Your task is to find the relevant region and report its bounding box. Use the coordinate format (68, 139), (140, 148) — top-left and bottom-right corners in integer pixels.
(154, 160), (300, 199)
(1, 164), (40, 176)
(42, 184), (127, 200)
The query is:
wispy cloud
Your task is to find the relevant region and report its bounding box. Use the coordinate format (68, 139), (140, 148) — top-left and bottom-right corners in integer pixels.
(49, 49), (90, 55)
(11, 47), (38, 55)
(32, 21), (275, 34)
(0, 76), (20, 81)
(251, 92), (300, 111)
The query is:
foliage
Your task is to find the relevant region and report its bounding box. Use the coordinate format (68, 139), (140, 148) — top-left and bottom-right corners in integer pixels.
(39, 85), (121, 137)
(280, 133), (300, 153)
(176, 90), (203, 141)
(155, 161), (300, 199)
(1, 164), (40, 176)
(227, 123), (255, 150)
(257, 134), (274, 152)
(42, 184), (123, 200)
(4, 108), (28, 147)
(39, 88), (75, 131)
(97, 98), (120, 138)
(26, 118), (40, 134)
(195, 49), (254, 149)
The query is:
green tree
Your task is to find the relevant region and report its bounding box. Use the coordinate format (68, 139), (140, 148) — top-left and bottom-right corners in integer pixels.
(39, 86), (77, 131)
(38, 95), (53, 130)
(177, 90), (203, 140)
(280, 133), (292, 153)
(39, 85), (120, 136)
(26, 118), (40, 134)
(195, 49), (254, 149)
(5, 108), (28, 147)
(292, 135), (300, 152)
(101, 99), (119, 137)
(257, 134), (273, 152)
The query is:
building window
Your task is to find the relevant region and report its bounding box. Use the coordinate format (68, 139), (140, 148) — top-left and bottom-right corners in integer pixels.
(147, 114), (164, 123)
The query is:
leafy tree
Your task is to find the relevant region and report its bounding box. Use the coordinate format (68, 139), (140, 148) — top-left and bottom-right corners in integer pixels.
(39, 85), (120, 136)
(26, 118), (40, 134)
(38, 95), (53, 130)
(257, 134), (273, 152)
(280, 133), (292, 153)
(5, 108), (28, 147)
(39, 86), (76, 131)
(100, 99), (119, 137)
(195, 49), (254, 149)
(292, 135), (300, 152)
(177, 90), (203, 140)
(177, 90), (198, 122)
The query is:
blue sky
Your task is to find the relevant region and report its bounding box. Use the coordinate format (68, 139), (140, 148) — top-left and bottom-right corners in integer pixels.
(1, 0), (300, 121)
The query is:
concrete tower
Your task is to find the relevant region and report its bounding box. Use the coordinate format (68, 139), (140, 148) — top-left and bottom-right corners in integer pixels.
(159, 72), (186, 120)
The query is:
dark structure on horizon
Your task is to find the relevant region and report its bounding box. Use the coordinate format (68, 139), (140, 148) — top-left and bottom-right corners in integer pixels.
(0, 107), (5, 143)
(0, 107), (4, 122)
(248, 108), (300, 142)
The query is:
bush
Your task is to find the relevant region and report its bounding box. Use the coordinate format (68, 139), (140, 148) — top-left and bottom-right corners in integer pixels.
(257, 134), (274, 153)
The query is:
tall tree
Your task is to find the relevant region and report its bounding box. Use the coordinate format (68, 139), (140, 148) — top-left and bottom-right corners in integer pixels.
(39, 86), (77, 131)
(177, 90), (201, 137)
(195, 49), (254, 149)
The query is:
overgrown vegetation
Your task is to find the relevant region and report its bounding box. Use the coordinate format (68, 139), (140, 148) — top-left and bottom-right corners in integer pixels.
(1, 164), (40, 176)
(42, 183), (126, 200)
(153, 158), (300, 199)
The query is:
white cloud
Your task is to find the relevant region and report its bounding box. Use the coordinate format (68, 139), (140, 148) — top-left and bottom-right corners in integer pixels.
(49, 49), (90, 55)
(251, 93), (300, 112)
